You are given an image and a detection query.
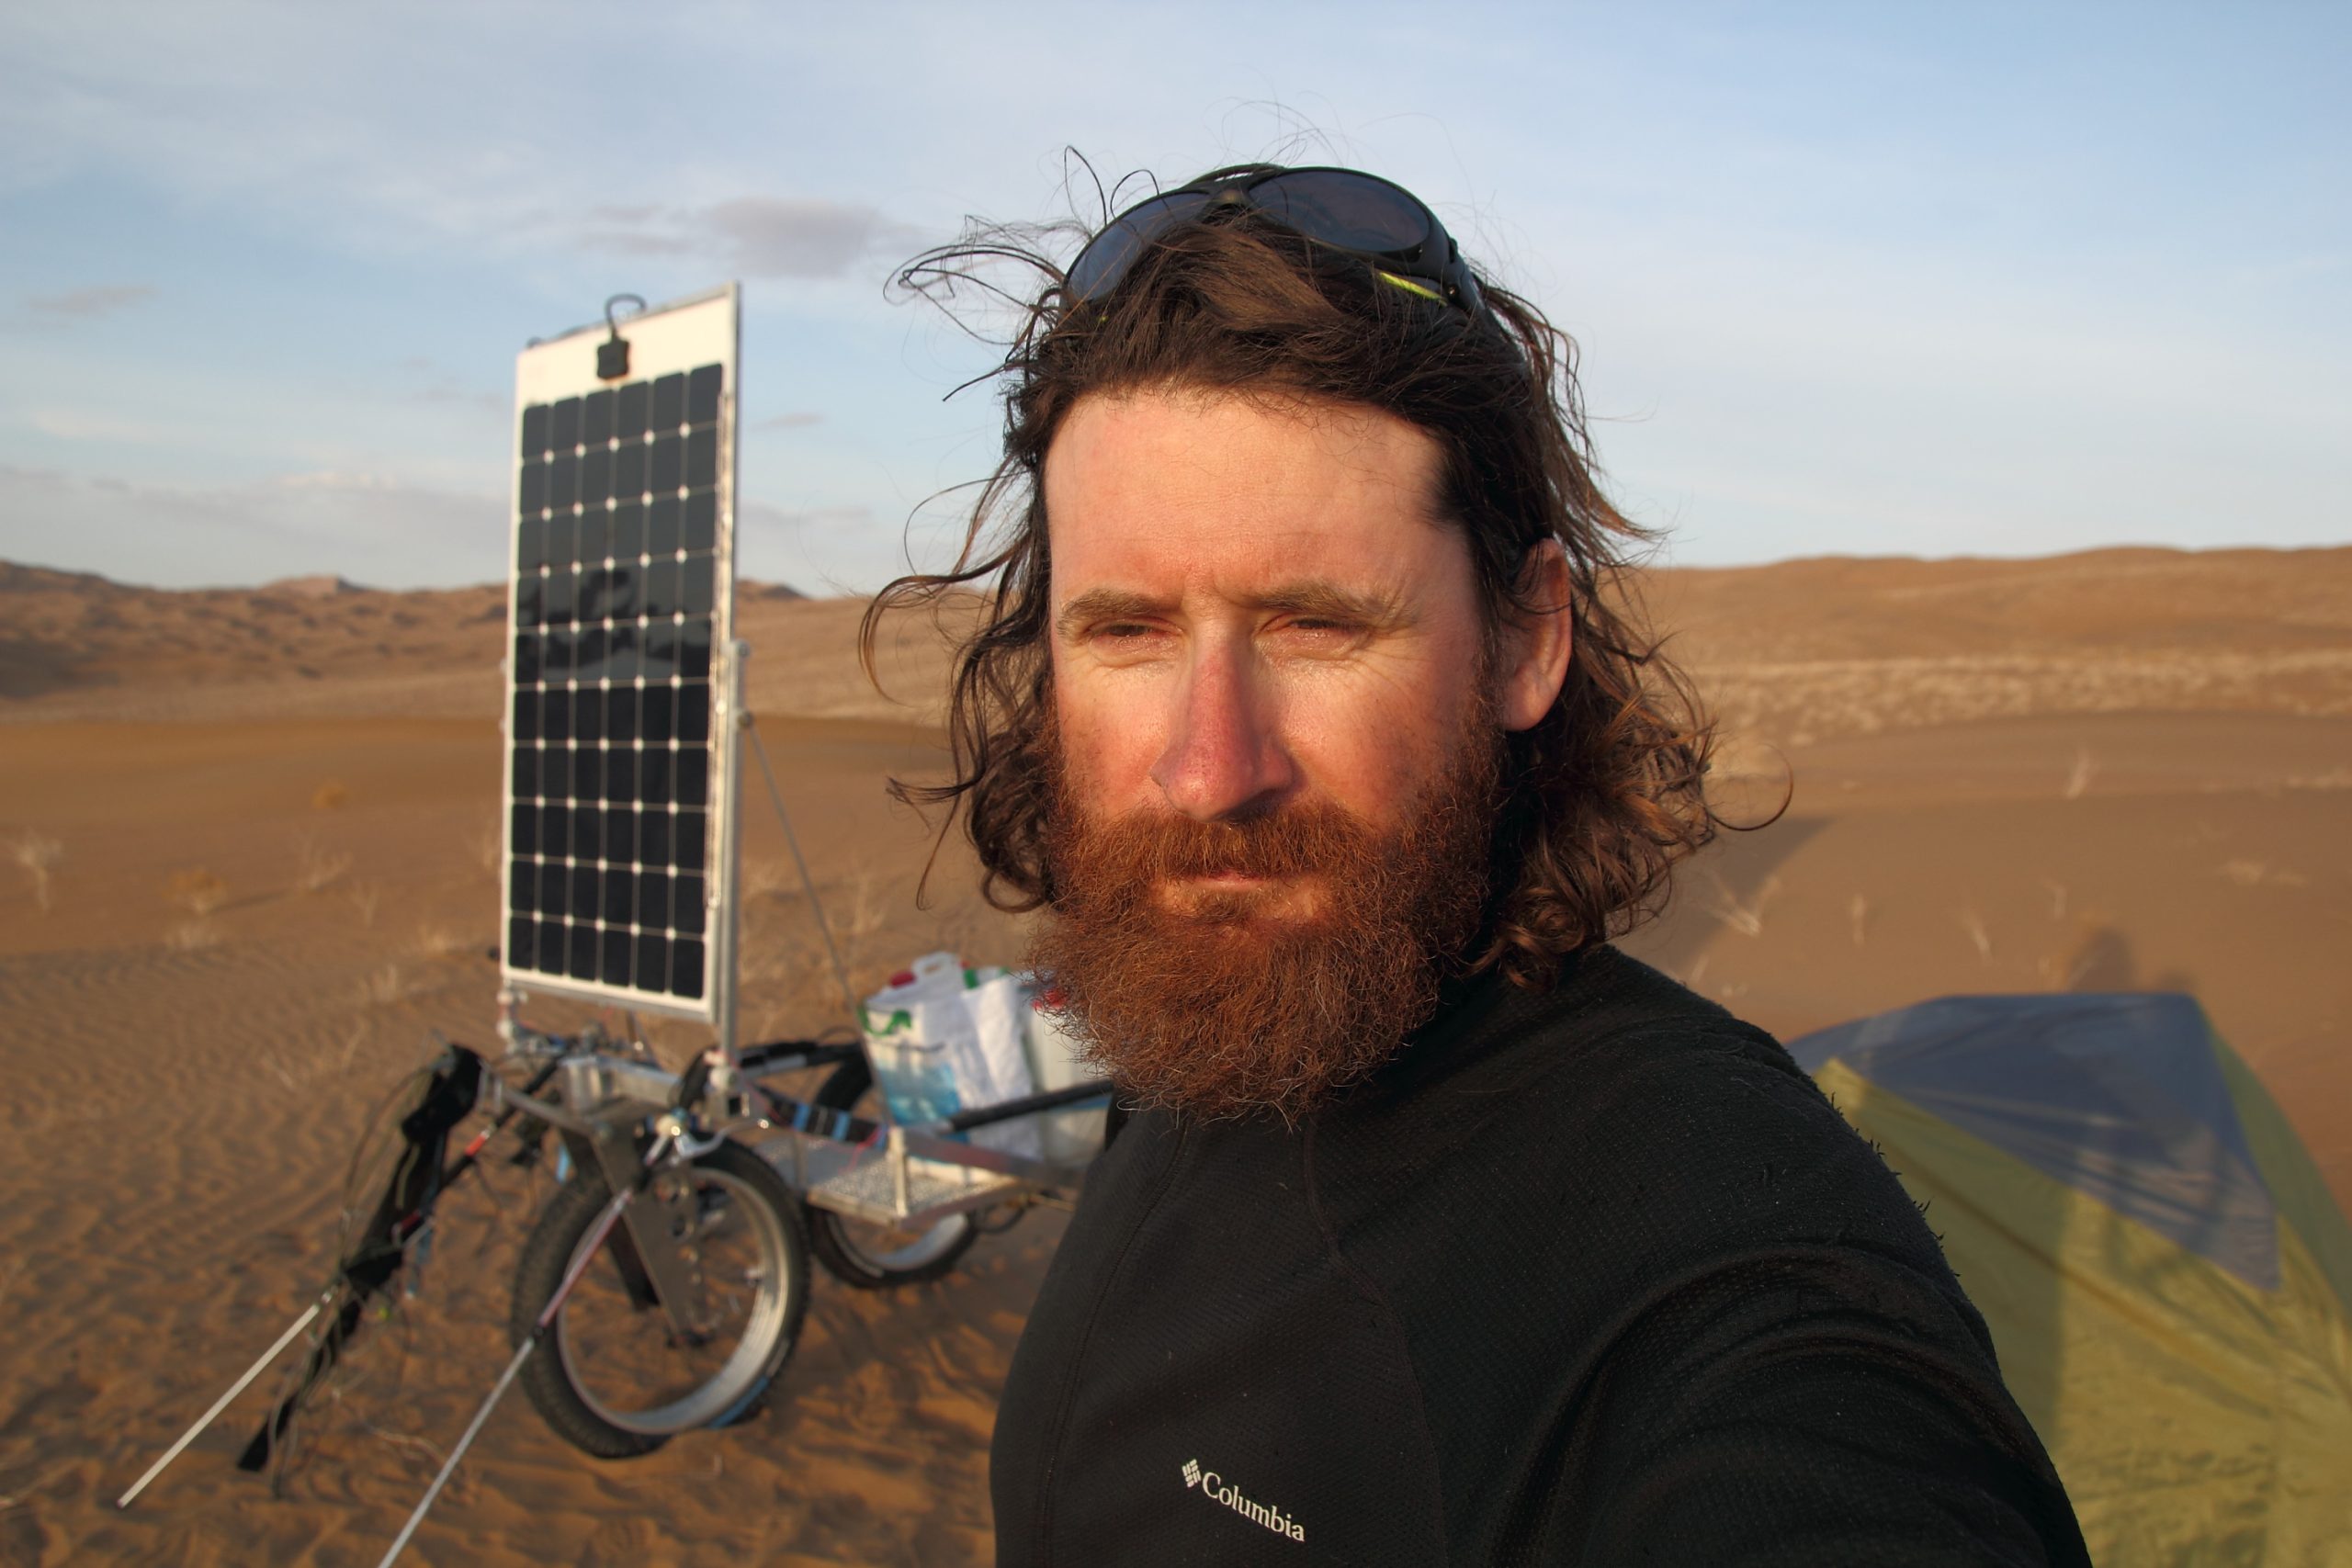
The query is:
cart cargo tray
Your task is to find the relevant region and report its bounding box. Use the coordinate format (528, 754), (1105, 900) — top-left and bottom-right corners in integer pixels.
(763, 1134), (1031, 1227)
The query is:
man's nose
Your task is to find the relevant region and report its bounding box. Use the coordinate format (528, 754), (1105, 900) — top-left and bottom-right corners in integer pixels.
(1149, 643), (1295, 821)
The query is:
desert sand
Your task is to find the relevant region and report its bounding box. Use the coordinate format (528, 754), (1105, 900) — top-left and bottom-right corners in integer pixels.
(2, 546), (2347, 1565)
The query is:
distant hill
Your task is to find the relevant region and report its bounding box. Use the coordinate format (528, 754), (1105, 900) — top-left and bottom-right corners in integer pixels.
(0, 560), (506, 703)
(3, 548), (2347, 737)
(261, 573), (369, 597)
(0, 561), (926, 724)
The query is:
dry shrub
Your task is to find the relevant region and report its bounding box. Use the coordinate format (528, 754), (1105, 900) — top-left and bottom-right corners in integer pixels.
(165, 867), (229, 916)
(2064, 746), (2098, 801)
(13, 830), (62, 912)
(735, 859), (909, 1033)
(312, 780), (351, 811)
(295, 832), (353, 893)
(741, 857), (793, 901)
(2219, 858), (2306, 888)
(358, 962), (405, 1007)
(471, 821), (502, 876)
(831, 860), (910, 1003)
(347, 882), (382, 928)
(413, 920), (469, 959)
(165, 918), (221, 951)
(1958, 906), (1995, 963)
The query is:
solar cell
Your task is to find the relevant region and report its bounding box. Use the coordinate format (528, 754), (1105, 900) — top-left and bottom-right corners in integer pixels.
(502, 285), (738, 1020)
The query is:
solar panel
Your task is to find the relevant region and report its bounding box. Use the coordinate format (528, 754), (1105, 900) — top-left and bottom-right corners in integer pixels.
(502, 286), (741, 1024)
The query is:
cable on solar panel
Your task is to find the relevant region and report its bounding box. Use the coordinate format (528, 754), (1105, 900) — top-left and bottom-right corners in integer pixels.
(597, 293), (646, 381)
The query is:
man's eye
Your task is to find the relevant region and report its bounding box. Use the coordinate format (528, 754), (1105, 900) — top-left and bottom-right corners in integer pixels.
(1275, 617), (1361, 639)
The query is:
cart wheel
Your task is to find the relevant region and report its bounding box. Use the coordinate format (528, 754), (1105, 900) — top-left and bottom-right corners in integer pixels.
(804, 1057), (981, 1289)
(509, 1138), (809, 1459)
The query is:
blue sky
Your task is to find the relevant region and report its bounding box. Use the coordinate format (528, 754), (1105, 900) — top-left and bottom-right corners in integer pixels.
(3, 2), (2346, 592)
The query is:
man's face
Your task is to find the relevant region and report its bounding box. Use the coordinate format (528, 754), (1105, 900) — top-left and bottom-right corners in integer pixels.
(1034, 387), (1535, 1117)
(1045, 387), (1494, 881)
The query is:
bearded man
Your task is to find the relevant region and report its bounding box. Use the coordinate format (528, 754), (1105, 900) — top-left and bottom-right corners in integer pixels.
(874, 165), (2088, 1566)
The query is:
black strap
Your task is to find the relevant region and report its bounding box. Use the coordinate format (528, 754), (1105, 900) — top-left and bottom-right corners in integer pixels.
(236, 1044), (494, 1474)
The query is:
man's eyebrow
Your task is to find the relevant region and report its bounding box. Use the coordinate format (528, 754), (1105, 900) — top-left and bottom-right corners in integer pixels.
(1055, 581), (1412, 638)
(1057, 588), (1169, 639)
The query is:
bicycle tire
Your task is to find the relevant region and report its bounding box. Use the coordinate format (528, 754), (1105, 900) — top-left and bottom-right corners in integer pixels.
(803, 1057), (981, 1290)
(509, 1137), (809, 1459)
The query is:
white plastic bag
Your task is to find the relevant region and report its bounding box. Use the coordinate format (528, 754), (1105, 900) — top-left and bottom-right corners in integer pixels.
(861, 953), (1039, 1157)
(1022, 997), (1109, 1165)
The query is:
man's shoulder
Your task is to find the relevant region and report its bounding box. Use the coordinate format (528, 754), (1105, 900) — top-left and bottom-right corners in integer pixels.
(1333, 945), (1949, 1276)
(1376, 943), (1807, 1119)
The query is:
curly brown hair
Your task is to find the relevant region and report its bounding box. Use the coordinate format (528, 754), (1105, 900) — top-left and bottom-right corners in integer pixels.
(865, 178), (1724, 986)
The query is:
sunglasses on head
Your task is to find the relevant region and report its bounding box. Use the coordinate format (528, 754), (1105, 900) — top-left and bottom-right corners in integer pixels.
(1063, 164), (1487, 319)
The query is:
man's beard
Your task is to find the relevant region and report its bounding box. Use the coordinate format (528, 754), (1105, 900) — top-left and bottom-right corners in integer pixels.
(1028, 708), (1502, 1122)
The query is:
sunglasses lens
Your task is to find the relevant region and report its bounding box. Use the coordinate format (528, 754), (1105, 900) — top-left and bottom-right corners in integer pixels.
(1064, 170), (1476, 317)
(1251, 170), (1431, 256)
(1065, 190), (1211, 302)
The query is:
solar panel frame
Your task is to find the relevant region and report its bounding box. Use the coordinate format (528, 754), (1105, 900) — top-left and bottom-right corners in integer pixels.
(502, 285), (741, 1032)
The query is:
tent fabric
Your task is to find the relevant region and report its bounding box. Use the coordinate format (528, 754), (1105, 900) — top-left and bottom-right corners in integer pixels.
(2211, 1043), (2352, 1326)
(1791, 996), (2352, 1568)
(1787, 993), (2280, 1290)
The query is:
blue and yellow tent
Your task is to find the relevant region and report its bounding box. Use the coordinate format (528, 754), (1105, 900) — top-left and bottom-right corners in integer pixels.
(1789, 994), (2352, 1566)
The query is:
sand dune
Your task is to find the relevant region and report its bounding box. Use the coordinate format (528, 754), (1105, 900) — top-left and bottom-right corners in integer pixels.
(1, 547), (2346, 1564)
(13, 546), (2351, 738)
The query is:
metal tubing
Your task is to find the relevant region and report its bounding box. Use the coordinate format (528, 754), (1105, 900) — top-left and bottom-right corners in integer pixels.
(713, 640), (747, 1063)
(943, 1080), (1114, 1133)
(115, 1294), (329, 1509)
(899, 1127), (1063, 1186)
(733, 1040), (855, 1077)
(376, 1134), (667, 1567)
(485, 1082), (602, 1137)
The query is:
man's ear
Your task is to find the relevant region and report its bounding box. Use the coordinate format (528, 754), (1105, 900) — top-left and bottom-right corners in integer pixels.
(1497, 540), (1573, 733)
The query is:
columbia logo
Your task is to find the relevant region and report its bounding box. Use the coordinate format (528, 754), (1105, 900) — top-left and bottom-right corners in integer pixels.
(1179, 1457), (1305, 1543)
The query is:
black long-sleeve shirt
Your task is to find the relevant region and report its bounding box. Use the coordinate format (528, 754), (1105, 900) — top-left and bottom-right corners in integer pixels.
(990, 946), (2088, 1565)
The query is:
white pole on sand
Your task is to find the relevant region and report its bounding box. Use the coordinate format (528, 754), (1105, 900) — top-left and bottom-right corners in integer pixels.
(115, 1289), (334, 1509)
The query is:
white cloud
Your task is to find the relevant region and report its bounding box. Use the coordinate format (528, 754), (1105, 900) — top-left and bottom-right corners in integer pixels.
(273, 469), (405, 492)
(582, 197), (921, 280)
(28, 406), (179, 444)
(25, 283), (154, 318)
(0, 463), (504, 589)
(742, 501), (876, 530)
(711, 197), (917, 278)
